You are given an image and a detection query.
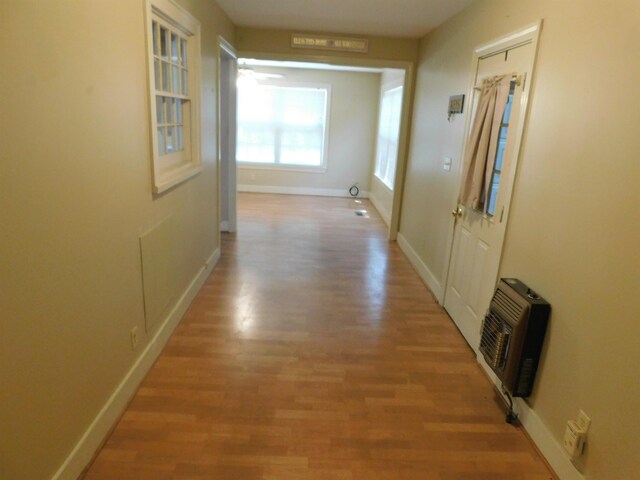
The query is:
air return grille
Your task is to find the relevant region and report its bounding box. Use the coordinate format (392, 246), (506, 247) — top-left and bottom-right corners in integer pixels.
(479, 279), (550, 397)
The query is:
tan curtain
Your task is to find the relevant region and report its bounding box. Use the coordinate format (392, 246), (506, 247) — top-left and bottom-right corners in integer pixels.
(461, 74), (512, 212)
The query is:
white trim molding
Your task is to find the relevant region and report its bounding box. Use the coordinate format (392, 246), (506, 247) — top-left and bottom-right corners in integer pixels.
(51, 248), (220, 480)
(369, 192), (391, 226)
(238, 164), (328, 174)
(238, 184), (369, 198)
(476, 22), (541, 57)
(397, 233), (443, 301)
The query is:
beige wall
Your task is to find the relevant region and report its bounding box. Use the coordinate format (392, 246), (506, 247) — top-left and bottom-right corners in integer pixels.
(237, 67), (380, 195)
(0, 1), (234, 479)
(400, 1), (640, 478)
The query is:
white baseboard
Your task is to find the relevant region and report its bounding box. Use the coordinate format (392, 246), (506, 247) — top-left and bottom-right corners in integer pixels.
(518, 402), (585, 480)
(477, 359), (584, 480)
(51, 248), (221, 480)
(396, 233), (443, 302)
(238, 184), (369, 199)
(369, 193), (391, 227)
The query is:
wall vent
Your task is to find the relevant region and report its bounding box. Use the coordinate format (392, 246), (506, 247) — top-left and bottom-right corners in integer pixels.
(291, 34), (369, 53)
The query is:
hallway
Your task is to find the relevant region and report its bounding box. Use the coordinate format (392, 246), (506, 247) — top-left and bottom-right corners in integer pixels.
(84, 193), (554, 479)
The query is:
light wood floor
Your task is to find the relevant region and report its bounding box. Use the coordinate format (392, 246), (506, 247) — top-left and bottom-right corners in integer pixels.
(84, 193), (555, 480)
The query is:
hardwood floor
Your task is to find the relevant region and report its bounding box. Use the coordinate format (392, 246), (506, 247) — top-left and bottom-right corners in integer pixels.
(84, 193), (555, 480)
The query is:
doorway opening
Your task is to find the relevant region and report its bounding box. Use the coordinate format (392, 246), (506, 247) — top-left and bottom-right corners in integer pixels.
(232, 57), (409, 239)
(218, 37), (237, 234)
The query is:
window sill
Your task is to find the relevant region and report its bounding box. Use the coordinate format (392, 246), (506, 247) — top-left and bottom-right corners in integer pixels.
(153, 164), (203, 194)
(238, 163), (328, 174)
(374, 174), (394, 191)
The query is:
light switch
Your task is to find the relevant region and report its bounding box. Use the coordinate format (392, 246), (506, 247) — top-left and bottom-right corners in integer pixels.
(443, 157), (452, 171)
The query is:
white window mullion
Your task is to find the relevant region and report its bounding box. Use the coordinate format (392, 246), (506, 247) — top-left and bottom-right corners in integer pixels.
(274, 126), (282, 164)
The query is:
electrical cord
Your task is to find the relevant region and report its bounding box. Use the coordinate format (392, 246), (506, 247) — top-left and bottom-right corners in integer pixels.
(501, 384), (518, 425)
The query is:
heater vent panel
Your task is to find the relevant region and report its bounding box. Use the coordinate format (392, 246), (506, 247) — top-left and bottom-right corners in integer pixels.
(492, 288), (525, 325)
(479, 278), (550, 397)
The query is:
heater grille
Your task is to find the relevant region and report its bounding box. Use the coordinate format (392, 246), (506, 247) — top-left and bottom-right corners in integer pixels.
(480, 311), (512, 372)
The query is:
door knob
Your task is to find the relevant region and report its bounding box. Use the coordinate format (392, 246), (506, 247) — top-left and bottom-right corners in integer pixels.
(451, 207), (463, 218)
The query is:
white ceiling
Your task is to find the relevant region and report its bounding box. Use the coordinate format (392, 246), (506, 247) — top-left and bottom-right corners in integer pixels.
(216, 0), (475, 39)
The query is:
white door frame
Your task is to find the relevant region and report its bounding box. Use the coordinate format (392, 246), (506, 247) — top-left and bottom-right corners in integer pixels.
(440, 21), (543, 307)
(217, 36), (238, 235)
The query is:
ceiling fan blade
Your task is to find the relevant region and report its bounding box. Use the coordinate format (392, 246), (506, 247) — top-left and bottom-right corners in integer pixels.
(238, 68), (284, 80)
(254, 72), (285, 79)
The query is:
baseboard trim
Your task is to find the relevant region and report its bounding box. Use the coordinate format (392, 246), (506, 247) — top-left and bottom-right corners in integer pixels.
(518, 402), (584, 480)
(51, 248), (221, 480)
(396, 233), (443, 301)
(238, 184), (369, 199)
(477, 359), (584, 480)
(368, 193), (391, 227)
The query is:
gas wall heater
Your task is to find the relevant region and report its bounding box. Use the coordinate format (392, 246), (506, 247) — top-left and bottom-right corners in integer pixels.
(479, 278), (550, 398)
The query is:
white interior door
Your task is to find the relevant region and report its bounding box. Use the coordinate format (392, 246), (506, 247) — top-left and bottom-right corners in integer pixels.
(443, 43), (533, 349)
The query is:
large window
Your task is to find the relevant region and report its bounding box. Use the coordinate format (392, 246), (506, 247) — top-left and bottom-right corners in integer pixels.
(374, 86), (403, 190)
(237, 83), (330, 169)
(146, 0), (201, 193)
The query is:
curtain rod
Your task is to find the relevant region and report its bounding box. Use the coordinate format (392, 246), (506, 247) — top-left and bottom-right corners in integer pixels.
(473, 74), (522, 90)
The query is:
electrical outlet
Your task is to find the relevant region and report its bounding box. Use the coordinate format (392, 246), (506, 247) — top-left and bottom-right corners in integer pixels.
(563, 420), (586, 459)
(576, 409), (591, 433)
(130, 326), (138, 350)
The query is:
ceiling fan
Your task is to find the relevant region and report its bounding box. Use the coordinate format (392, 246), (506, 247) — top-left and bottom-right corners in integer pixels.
(237, 67), (285, 88)
(237, 68), (284, 81)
